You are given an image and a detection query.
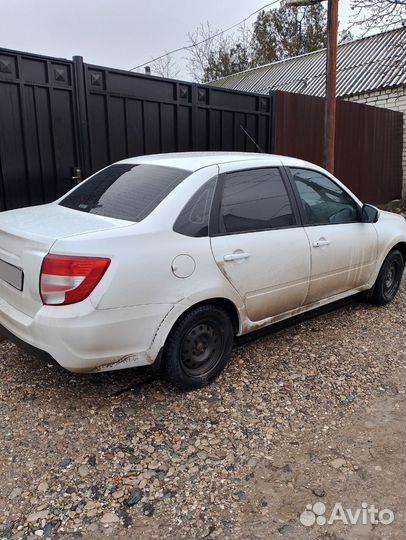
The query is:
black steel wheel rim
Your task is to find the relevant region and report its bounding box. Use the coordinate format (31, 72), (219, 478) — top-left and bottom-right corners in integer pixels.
(180, 321), (224, 377)
(384, 260), (400, 297)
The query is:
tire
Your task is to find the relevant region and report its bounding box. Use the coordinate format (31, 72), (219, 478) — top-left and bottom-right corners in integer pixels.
(162, 305), (234, 390)
(369, 249), (404, 306)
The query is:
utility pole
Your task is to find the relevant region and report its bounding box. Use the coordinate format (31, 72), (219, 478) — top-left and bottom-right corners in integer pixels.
(286, 0), (339, 173)
(324, 0), (339, 172)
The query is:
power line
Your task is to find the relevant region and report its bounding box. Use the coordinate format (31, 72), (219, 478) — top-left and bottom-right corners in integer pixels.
(129, 0), (281, 71)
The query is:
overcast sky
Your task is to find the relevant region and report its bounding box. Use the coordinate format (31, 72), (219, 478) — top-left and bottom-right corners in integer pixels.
(1, 0), (353, 79)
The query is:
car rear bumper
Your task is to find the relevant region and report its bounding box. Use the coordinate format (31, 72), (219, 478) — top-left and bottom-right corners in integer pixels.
(0, 296), (174, 372)
(0, 322), (56, 363)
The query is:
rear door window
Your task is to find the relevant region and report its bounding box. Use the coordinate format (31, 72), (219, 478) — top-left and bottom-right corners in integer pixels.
(60, 164), (190, 222)
(218, 168), (296, 234)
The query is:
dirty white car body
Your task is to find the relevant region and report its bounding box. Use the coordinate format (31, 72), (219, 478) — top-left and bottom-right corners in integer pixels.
(0, 152), (405, 387)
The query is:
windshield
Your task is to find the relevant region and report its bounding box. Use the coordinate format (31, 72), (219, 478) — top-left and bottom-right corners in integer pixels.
(59, 163), (190, 222)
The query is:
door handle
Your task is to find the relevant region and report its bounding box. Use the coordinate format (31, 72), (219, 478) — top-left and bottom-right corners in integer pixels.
(223, 252), (250, 262)
(313, 239), (331, 248)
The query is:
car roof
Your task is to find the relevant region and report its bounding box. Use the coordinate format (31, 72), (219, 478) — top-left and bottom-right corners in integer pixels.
(117, 152), (316, 172)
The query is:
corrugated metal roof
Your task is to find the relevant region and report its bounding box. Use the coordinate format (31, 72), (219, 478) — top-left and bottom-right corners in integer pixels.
(209, 27), (406, 97)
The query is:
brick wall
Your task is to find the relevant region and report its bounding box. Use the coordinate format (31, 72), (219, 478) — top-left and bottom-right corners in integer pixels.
(347, 86), (406, 199)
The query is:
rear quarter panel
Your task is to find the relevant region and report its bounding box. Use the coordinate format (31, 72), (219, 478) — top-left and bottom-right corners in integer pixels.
(50, 165), (244, 314)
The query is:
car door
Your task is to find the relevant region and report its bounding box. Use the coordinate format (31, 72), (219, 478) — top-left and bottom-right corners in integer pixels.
(288, 167), (378, 305)
(210, 164), (311, 322)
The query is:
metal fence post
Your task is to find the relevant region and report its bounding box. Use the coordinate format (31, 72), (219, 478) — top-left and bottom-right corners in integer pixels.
(72, 55), (91, 179)
(191, 83), (198, 151)
(269, 91), (277, 154)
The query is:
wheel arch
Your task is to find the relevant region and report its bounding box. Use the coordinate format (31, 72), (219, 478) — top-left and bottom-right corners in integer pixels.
(369, 239), (406, 288)
(174, 297), (240, 334)
(390, 241), (406, 264)
(150, 296), (241, 371)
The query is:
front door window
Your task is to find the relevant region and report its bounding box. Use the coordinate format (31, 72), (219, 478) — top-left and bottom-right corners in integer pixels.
(291, 168), (360, 225)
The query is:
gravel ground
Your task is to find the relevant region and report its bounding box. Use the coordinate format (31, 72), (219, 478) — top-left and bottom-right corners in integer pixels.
(0, 282), (404, 540)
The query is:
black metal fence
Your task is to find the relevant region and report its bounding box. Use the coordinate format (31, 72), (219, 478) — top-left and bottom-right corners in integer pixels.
(0, 49), (80, 210)
(0, 47), (273, 210)
(0, 46), (403, 210)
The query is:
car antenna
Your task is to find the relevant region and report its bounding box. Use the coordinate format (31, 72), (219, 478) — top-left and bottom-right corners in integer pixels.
(239, 124), (264, 153)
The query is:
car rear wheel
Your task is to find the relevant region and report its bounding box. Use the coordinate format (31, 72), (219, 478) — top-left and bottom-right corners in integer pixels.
(369, 249), (404, 306)
(162, 305), (234, 390)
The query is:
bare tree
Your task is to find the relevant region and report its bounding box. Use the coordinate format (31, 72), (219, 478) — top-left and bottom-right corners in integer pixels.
(236, 20), (256, 60)
(350, 0), (406, 31)
(185, 22), (228, 82)
(185, 22), (256, 82)
(150, 54), (181, 79)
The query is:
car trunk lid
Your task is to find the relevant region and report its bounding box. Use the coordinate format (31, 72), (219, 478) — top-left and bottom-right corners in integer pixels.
(0, 204), (131, 317)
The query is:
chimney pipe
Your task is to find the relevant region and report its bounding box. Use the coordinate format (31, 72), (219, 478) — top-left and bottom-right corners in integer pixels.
(145, 66), (151, 75)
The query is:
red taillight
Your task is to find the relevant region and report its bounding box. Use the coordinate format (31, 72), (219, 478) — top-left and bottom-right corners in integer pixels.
(40, 255), (111, 306)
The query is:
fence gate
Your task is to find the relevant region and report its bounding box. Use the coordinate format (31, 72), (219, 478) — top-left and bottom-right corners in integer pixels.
(0, 47), (273, 210)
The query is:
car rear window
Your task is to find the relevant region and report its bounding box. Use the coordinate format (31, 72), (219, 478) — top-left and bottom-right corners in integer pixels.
(59, 164), (190, 222)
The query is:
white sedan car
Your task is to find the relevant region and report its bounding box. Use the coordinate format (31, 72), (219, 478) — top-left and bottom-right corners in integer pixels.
(0, 152), (404, 389)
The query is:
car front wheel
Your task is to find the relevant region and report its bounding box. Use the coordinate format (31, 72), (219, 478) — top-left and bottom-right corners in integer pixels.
(369, 249), (404, 306)
(162, 305), (234, 390)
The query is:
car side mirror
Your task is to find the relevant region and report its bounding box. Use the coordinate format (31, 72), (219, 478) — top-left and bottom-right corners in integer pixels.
(361, 204), (379, 223)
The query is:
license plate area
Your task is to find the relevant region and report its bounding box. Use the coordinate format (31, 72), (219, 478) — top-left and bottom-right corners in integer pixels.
(0, 259), (24, 291)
